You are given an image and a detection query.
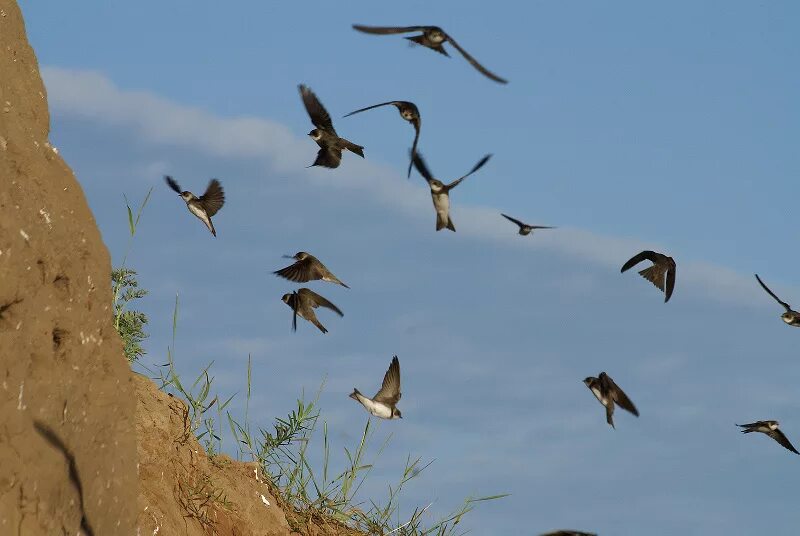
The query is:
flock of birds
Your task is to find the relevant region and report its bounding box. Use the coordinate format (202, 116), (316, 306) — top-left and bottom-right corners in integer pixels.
(157, 22), (797, 536)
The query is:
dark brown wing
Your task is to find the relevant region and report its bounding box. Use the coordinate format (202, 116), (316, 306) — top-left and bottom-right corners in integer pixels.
(299, 288), (343, 316)
(768, 429), (800, 454)
(737, 420), (769, 429)
(411, 151), (436, 183)
(352, 24), (429, 35)
(298, 84), (336, 134)
(501, 213), (526, 229)
(664, 259), (676, 303)
(446, 154), (492, 190)
(344, 101), (402, 117)
(755, 274), (792, 311)
(312, 147), (342, 169)
(620, 250), (661, 273)
(274, 257), (317, 283)
(198, 179), (225, 216)
(165, 175), (182, 193)
(444, 34), (508, 84)
(601, 372), (639, 416)
(407, 118), (421, 178)
(373, 356), (401, 405)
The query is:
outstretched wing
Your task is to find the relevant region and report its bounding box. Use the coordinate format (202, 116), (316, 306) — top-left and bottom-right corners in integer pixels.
(755, 274), (792, 311)
(199, 179), (225, 216)
(407, 117), (421, 179)
(664, 260), (676, 303)
(299, 84), (336, 134)
(411, 151), (436, 183)
(373, 356), (401, 405)
(344, 101), (401, 117)
(352, 24), (428, 35)
(501, 213), (526, 228)
(312, 147), (342, 169)
(165, 175), (182, 193)
(444, 34), (508, 84)
(274, 257), (315, 284)
(446, 154), (492, 190)
(601, 372), (639, 417)
(768, 429), (800, 454)
(299, 288), (344, 317)
(620, 250), (660, 273)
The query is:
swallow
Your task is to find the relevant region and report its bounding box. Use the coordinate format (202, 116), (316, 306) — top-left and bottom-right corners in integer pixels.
(349, 356), (402, 419)
(274, 252), (349, 288)
(540, 531), (597, 536)
(411, 151), (491, 232)
(620, 250), (676, 302)
(754, 274), (800, 327)
(281, 288), (343, 334)
(583, 372), (639, 429)
(299, 84), (364, 168)
(500, 213), (555, 236)
(737, 421), (799, 455)
(351, 24), (508, 84)
(165, 176), (225, 237)
(344, 100), (421, 177)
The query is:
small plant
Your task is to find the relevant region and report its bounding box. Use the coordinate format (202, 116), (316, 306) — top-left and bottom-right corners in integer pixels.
(112, 267), (148, 363)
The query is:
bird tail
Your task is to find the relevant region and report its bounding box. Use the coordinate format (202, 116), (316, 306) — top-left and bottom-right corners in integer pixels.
(638, 265), (664, 290)
(436, 213), (456, 232)
(606, 405), (615, 429)
(349, 389), (362, 401)
(342, 139), (365, 158)
(312, 318), (328, 334)
(208, 218), (217, 237)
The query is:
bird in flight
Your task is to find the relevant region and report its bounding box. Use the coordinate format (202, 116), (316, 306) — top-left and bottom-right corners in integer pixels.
(274, 252), (349, 288)
(583, 372), (639, 429)
(281, 288), (343, 334)
(737, 421), (799, 455)
(411, 151), (491, 232)
(352, 24), (508, 84)
(620, 250), (676, 303)
(345, 100), (421, 178)
(539, 531), (597, 536)
(165, 176), (225, 237)
(754, 274), (800, 327)
(350, 356), (402, 419)
(500, 213), (555, 236)
(299, 84), (364, 168)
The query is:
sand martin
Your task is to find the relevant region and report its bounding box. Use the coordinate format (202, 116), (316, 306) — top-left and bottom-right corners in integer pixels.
(299, 84), (364, 169)
(754, 274), (800, 327)
(281, 288), (343, 334)
(344, 100), (421, 178)
(583, 372), (639, 429)
(411, 151), (491, 232)
(500, 213), (555, 236)
(737, 421), (799, 455)
(349, 356), (402, 419)
(352, 24), (508, 84)
(541, 530), (597, 536)
(165, 176), (225, 237)
(620, 250), (676, 303)
(274, 252), (349, 288)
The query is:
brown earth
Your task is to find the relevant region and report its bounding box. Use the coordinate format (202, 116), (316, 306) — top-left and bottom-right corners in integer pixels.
(0, 2), (364, 534)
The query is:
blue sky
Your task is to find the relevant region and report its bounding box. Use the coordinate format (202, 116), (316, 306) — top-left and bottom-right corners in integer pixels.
(20, 1), (800, 533)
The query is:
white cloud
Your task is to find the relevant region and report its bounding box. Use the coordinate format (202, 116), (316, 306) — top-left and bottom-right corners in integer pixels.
(42, 66), (781, 308)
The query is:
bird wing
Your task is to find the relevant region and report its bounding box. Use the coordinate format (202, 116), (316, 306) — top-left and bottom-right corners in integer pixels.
(530, 225), (556, 229)
(768, 428), (800, 454)
(620, 250), (660, 273)
(352, 24), (429, 35)
(500, 213), (526, 228)
(299, 288), (343, 317)
(344, 101), (401, 117)
(274, 257), (317, 283)
(298, 84), (336, 134)
(737, 420), (767, 429)
(312, 147), (342, 169)
(446, 154), (492, 190)
(373, 356), (401, 405)
(444, 33), (508, 84)
(407, 118), (421, 179)
(754, 274), (792, 311)
(601, 372), (639, 416)
(664, 259), (676, 302)
(199, 179), (225, 216)
(411, 151), (436, 183)
(165, 175), (182, 193)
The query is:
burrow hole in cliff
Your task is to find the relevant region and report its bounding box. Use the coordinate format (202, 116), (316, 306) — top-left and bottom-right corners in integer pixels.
(52, 327), (68, 352)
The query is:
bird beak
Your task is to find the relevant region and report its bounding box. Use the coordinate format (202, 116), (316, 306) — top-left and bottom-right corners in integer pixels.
(282, 254), (294, 259)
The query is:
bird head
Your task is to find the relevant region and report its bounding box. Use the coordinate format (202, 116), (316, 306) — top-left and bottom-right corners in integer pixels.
(428, 179), (445, 193)
(308, 129), (323, 141)
(179, 191), (194, 202)
(284, 252), (310, 261)
(781, 312), (795, 324)
(425, 27), (446, 43)
(583, 377), (594, 387)
(281, 293), (294, 304)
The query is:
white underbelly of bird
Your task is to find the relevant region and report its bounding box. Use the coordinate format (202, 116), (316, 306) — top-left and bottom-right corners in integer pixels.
(357, 395), (393, 419)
